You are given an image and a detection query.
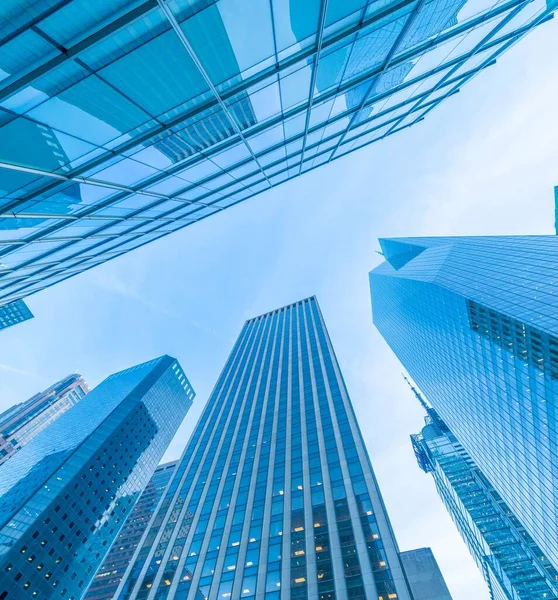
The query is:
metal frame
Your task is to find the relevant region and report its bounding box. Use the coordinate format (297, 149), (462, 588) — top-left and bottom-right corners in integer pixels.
(0, 0), (527, 217)
(0, 0), (420, 213)
(328, 0), (428, 160)
(297, 0), (330, 174)
(0, 0), (554, 305)
(156, 0), (272, 187)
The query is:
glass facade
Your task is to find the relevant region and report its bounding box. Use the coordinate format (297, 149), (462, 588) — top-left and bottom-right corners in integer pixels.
(0, 299), (33, 330)
(0, 0), (555, 306)
(115, 297), (412, 600)
(412, 406), (558, 599)
(0, 355), (194, 600)
(398, 548), (452, 600)
(0, 373), (89, 465)
(85, 461), (178, 600)
(554, 186), (557, 235)
(369, 236), (558, 585)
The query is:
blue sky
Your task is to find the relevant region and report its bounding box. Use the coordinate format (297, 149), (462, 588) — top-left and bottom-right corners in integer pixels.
(1, 15), (558, 600)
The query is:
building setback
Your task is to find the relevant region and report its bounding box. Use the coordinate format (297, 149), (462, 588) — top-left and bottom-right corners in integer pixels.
(0, 356), (194, 600)
(369, 235), (558, 596)
(115, 297), (428, 600)
(85, 461), (178, 600)
(0, 0), (555, 307)
(0, 374), (88, 465)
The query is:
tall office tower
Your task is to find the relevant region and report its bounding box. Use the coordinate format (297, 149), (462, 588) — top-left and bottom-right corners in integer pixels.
(85, 461), (178, 600)
(0, 373), (88, 465)
(0, 0), (555, 307)
(398, 548), (452, 600)
(0, 356), (194, 600)
(115, 297), (413, 600)
(0, 299), (33, 331)
(554, 186), (557, 234)
(369, 236), (558, 586)
(412, 403), (558, 599)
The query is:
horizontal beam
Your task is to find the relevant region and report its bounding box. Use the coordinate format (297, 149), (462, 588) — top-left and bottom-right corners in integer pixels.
(0, 1), (158, 100)
(0, 0), (75, 48)
(0, 212), (191, 222)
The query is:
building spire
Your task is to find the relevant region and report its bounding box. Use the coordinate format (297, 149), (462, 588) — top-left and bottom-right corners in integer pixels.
(402, 374), (430, 411)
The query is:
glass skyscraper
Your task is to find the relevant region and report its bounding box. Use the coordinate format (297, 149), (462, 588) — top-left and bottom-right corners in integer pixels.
(0, 299), (33, 331)
(412, 403), (558, 599)
(115, 297), (416, 600)
(0, 373), (88, 465)
(554, 185), (557, 234)
(369, 236), (558, 591)
(0, 355), (194, 600)
(0, 0), (555, 307)
(85, 461), (178, 600)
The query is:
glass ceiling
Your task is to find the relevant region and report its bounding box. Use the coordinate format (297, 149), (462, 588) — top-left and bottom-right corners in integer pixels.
(0, 0), (555, 305)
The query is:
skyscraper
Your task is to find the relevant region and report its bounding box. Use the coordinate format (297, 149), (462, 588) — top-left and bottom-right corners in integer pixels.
(0, 356), (194, 600)
(115, 297), (416, 600)
(0, 299), (33, 331)
(554, 185), (557, 234)
(369, 236), (558, 584)
(0, 0), (555, 307)
(0, 373), (88, 465)
(398, 548), (452, 600)
(85, 461), (178, 600)
(411, 402), (558, 599)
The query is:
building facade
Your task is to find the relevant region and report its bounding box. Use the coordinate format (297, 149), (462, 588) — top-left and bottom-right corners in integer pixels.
(0, 374), (88, 465)
(412, 405), (558, 600)
(85, 461), (178, 600)
(369, 236), (558, 582)
(0, 356), (194, 600)
(0, 300), (33, 331)
(554, 186), (557, 234)
(398, 548), (452, 600)
(115, 297), (414, 600)
(0, 0), (555, 307)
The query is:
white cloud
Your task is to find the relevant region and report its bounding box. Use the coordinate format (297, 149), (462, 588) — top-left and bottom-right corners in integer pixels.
(0, 363), (40, 379)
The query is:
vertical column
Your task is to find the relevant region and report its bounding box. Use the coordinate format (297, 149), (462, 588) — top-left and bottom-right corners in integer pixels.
(279, 307), (294, 600)
(252, 309), (287, 600)
(300, 300), (347, 600)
